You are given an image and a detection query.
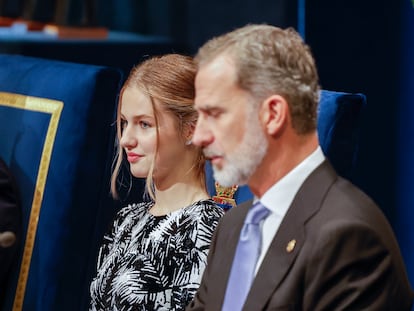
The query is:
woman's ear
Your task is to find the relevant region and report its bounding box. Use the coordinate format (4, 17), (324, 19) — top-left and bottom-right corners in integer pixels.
(260, 94), (289, 135)
(183, 122), (196, 145)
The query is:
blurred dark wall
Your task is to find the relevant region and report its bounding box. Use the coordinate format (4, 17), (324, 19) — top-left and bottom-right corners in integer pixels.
(306, 0), (402, 220)
(307, 0), (414, 284)
(95, 0), (298, 54)
(178, 0), (298, 54)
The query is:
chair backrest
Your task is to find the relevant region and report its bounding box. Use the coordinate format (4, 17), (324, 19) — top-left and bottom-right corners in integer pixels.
(0, 54), (123, 311)
(207, 90), (367, 206)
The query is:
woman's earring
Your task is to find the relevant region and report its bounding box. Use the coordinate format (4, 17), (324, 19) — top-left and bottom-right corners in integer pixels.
(185, 139), (192, 146)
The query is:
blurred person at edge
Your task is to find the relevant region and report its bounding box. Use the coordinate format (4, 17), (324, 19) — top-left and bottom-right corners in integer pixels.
(0, 157), (21, 304)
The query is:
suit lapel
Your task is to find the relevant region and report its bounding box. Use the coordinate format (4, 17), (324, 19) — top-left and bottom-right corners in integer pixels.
(243, 161), (337, 310)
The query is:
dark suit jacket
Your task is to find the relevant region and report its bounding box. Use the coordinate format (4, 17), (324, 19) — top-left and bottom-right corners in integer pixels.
(0, 158), (21, 300)
(187, 161), (414, 310)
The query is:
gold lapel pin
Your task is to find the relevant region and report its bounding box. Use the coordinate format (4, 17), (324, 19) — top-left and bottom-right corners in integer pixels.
(286, 239), (296, 253)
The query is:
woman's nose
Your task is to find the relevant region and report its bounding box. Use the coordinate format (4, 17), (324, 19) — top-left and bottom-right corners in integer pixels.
(120, 127), (137, 149)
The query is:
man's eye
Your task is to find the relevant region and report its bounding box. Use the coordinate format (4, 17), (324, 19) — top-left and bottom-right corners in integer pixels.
(208, 110), (221, 118)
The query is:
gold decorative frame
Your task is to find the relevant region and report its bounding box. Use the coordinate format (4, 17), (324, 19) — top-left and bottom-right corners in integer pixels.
(0, 92), (63, 311)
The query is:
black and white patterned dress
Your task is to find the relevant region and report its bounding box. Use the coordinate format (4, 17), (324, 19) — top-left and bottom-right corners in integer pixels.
(89, 199), (224, 311)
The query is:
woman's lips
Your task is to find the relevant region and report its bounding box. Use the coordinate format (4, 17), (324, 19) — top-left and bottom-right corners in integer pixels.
(127, 153), (142, 163)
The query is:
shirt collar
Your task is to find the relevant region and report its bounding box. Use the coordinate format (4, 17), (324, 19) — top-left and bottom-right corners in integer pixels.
(258, 146), (325, 216)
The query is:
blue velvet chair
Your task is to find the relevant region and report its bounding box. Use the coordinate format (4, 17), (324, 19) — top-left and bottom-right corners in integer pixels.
(0, 54), (123, 311)
(207, 90), (367, 206)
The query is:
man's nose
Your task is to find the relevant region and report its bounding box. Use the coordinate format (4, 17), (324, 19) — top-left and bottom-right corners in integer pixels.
(192, 118), (213, 148)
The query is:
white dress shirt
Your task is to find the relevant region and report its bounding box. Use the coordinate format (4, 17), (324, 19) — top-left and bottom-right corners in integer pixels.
(254, 146), (325, 273)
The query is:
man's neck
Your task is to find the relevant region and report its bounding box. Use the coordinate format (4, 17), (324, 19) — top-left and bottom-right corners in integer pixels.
(248, 132), (319, 198)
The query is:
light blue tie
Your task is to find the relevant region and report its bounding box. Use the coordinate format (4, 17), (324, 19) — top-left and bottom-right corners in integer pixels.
(222, 201), (270, 311)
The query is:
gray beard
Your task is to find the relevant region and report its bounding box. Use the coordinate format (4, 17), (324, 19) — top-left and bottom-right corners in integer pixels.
(212, 115), (268, 187)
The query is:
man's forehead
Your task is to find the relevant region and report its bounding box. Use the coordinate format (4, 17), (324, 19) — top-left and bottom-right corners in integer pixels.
(196, 57), (237, 94)
(197, 55), (235, 78)
(194, 55), (240, 110)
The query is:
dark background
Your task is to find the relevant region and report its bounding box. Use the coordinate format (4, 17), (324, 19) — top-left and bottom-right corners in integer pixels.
(1, 0), (413, 286)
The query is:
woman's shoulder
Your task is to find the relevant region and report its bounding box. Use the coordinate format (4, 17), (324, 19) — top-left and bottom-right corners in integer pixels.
(181, 199), (225, 221)
(159, 200), (222, 238)
(116, 201), (152, 222)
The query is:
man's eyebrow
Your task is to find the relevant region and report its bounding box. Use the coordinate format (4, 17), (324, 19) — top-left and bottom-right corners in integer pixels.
(198, 104), (213, 110)
(196, 102), (223, 109)
(197, 105), (221, 112)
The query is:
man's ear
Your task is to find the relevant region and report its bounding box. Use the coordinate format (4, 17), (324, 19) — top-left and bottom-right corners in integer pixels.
(260, 94), (289, 135)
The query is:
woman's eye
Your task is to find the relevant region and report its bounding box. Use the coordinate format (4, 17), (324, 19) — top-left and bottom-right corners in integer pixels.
(140, 121), (150, 129)
(120, 119), (127, 129)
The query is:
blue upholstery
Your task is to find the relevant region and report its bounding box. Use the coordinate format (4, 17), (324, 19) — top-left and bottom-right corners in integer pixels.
(0, 54), (123, 311)
(207, 90), (367, 205)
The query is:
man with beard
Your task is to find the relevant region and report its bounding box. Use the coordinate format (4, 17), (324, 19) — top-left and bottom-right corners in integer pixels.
(186, 24), (413, 311)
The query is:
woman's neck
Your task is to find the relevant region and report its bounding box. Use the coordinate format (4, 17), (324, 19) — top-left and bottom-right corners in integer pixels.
(149, 181), (209, 216)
